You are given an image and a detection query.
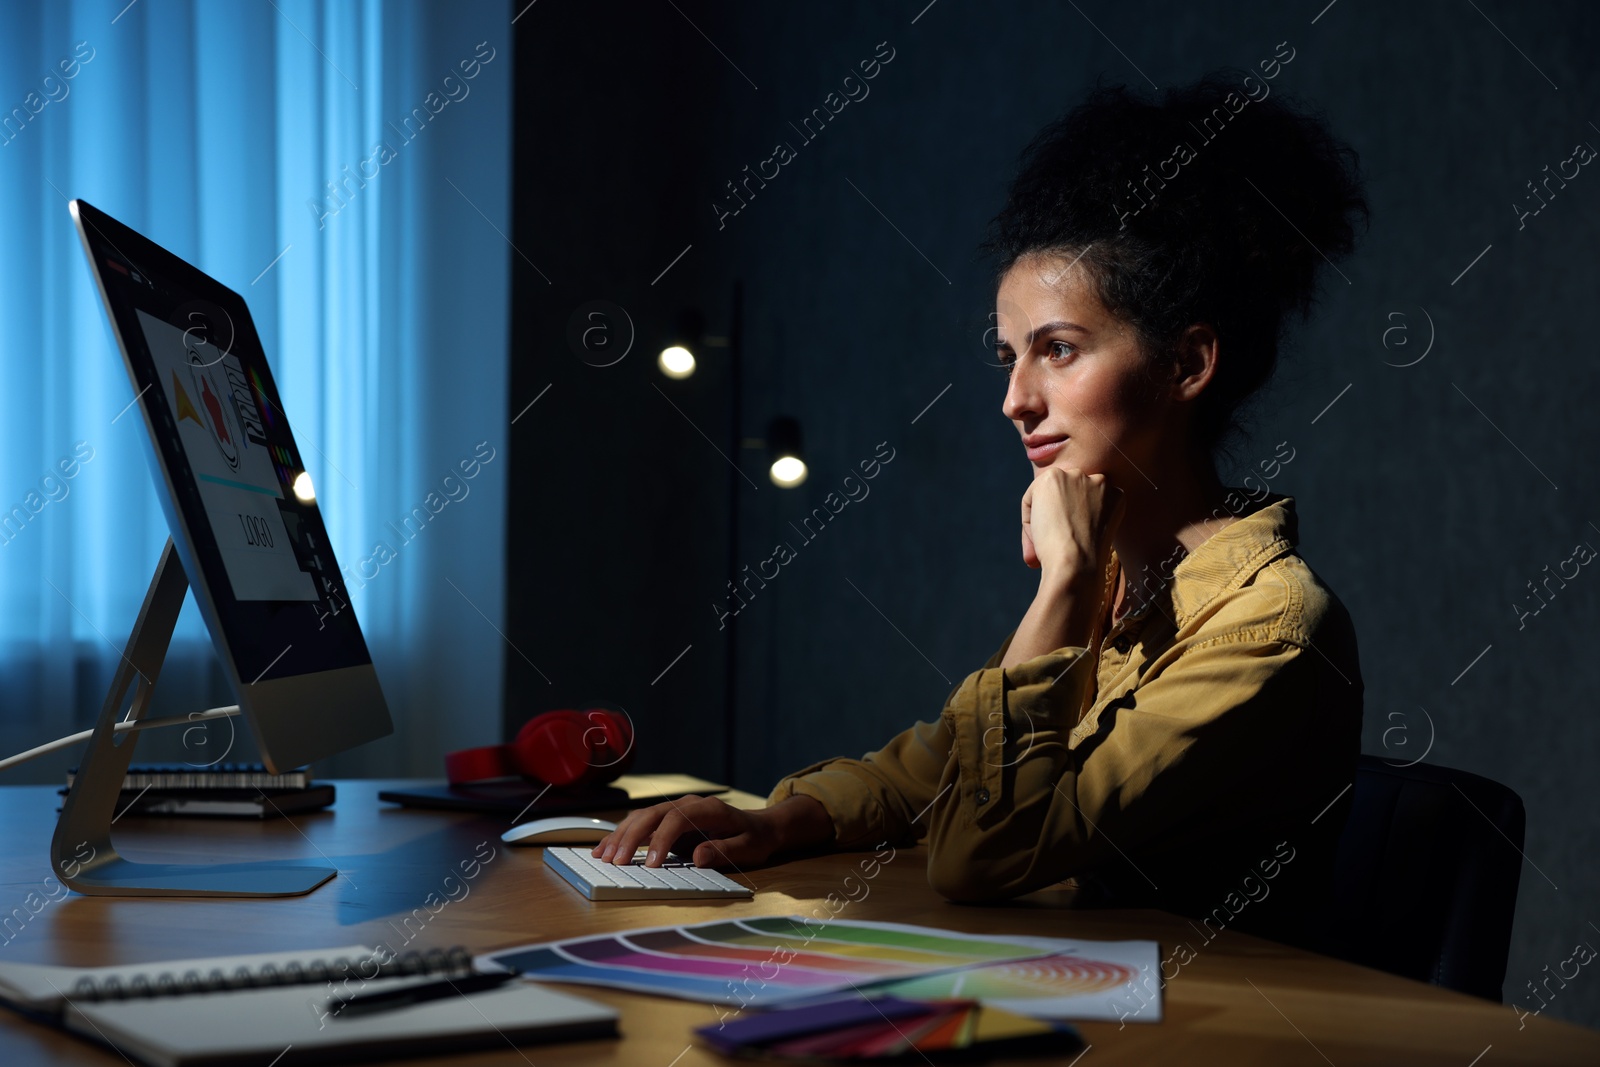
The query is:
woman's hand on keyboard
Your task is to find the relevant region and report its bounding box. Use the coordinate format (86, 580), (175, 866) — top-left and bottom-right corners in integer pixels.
(593, 794), (775, 869)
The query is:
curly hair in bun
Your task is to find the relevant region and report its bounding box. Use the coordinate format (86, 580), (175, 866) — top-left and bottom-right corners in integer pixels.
(983, 71), (1368, 465)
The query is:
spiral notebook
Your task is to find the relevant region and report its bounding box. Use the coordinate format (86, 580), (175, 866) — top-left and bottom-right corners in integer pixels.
(0, 944), (618, 1067)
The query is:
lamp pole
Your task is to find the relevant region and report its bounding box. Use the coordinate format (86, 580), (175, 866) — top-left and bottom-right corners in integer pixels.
(722, 281), (744, 787)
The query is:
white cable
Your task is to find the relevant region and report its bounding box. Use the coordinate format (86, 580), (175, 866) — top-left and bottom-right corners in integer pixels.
(0, 705), (242, 775)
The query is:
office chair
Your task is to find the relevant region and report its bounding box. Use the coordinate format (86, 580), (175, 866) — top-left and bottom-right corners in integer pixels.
(1320, 755), (1526, 1002)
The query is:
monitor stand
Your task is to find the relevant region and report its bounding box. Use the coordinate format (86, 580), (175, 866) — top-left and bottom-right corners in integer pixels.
(51, 538), (337, 897)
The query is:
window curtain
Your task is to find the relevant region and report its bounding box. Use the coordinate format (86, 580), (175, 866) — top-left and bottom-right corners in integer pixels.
(0, 0), (510, 781)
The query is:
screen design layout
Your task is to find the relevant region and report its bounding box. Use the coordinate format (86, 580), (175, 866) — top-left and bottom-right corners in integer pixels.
(137, 309), (319, 604)
(90, 236), (372, 686)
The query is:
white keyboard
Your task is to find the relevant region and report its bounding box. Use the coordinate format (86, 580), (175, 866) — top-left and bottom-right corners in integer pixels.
(543, 846), (754, 901)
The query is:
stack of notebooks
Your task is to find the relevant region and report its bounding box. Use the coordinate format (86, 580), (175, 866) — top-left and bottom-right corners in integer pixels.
(695, 993), (1079, 1060)
(61, 763), (335, 818)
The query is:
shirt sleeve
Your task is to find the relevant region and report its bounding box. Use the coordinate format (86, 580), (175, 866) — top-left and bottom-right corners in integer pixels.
(923, 630), (1338, 903)
(765, 634), (1018, 850)
(769, 609), (1344, 905)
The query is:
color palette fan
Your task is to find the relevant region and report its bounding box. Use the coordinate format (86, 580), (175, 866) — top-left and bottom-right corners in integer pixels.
(479, 916), (1160, 1022)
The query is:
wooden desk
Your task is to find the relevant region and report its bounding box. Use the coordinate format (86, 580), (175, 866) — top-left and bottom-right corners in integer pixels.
(0, 778), (1594, 1065)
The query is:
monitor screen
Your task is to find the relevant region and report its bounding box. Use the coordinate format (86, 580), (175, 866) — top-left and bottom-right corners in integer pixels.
(72, 199), (390, 770)
(127, 305), (367, 682)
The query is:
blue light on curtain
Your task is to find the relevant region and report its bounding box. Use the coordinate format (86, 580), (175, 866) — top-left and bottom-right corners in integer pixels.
(0, 0), (511, 780)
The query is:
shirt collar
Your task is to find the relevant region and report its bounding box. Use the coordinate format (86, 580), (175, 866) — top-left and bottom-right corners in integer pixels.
(1111, 491), (1300, 631)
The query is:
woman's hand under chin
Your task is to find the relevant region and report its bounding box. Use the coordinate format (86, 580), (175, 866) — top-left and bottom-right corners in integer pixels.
(1020, 466), (1125, 584)
(1003, 467), (1125, 668)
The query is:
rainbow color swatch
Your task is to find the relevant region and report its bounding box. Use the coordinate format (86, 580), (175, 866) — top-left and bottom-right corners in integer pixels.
(872, 950), (1160, 1022)
(480, 917), (1161, 1021)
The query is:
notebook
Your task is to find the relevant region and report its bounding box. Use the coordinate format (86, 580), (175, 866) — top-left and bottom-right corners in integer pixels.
(0, 944), (618, 1067)
(65, 763), (314, 791)
(377, 773), (729, 816)
(57, 785), (337, 819)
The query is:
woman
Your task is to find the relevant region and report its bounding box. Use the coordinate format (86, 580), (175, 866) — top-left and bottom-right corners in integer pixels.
(594, 72), (1367, 948)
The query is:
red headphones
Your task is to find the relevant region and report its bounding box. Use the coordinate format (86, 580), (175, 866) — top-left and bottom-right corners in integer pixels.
(444, 708), (634, 788)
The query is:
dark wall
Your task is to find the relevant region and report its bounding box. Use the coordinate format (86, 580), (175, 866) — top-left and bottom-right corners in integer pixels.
(509, 1), (1600, 1028)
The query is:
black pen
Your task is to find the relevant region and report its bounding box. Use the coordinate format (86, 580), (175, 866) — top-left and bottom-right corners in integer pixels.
(330, 971), (516, 1018)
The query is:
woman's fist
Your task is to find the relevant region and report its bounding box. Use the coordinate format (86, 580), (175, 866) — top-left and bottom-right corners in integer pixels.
(1020, 467), (1124, 584)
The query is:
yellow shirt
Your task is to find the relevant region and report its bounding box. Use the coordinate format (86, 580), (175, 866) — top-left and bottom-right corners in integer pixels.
(767, 491), (1363, 948)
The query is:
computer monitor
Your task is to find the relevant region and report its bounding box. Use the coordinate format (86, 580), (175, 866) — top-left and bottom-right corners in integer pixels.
(53, 199), (393, 897)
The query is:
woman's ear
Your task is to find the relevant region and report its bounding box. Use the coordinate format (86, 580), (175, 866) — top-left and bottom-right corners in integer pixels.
(1171, 324), (1220, 402)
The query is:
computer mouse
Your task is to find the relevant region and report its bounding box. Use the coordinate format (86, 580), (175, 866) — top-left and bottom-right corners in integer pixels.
(501, 816), (619, 846)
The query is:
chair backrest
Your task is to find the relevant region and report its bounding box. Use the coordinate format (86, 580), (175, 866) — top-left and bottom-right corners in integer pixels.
(1322, 755), (1526, 1002)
